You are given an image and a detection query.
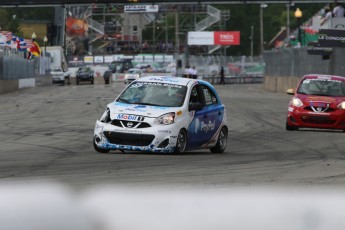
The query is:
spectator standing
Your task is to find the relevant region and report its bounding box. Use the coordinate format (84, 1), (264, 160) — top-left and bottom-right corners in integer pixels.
(333, 3), (345, 17)
(321, 7), (333, 26)
(187, 66), (194, 79)
(220, 66), (225, 85)
(183, 65), (190, 78)
(191, 66), (197, 79)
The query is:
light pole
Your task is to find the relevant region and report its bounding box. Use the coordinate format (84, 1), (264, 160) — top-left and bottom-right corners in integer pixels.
(31, 32), (36, 41)
(294, 8), (302, 47)
(43, 36), (48, 56)
(250, 25), (254, 62)
(260, 3), (267, 54)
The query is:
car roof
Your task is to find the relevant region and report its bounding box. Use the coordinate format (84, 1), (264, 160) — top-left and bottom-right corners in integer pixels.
(138, 76), (199, 86)
(303, 74), (345, 82)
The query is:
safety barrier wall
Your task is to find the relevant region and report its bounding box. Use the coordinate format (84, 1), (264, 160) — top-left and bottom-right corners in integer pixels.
(263, 47), (345, 93)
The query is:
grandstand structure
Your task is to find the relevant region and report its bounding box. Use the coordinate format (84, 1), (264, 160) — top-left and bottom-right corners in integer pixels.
(53, 4), (230, 55)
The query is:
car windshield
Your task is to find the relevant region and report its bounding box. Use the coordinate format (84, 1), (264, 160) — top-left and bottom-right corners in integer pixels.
(52, 68), (62, 72)
(117, 81), (187, 107)
(128, 69), (140, 74)
(79, 68), (90, 73)
(297, 78), (345, 97)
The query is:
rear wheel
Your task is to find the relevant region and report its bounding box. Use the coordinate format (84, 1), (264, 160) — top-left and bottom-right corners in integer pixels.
(91, 78), (94, 84)
(174, 129), (187, 154)
(93, 137), (110, 153)
(210, 126), (228, 153)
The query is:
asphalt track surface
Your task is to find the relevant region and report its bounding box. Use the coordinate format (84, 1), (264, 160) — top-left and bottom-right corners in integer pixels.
(1, 81), (345, 190)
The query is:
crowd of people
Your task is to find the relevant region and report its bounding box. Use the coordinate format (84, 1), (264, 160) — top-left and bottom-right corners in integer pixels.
(320, 2), (345, 26)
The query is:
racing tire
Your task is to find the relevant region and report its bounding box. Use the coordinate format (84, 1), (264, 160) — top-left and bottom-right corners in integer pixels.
(286, 121), (298, 131)
(91, 79), (94, 85)
(210, 126), (228, 153)
(174, 129), (187, 154)
(93, 138), (110, 153)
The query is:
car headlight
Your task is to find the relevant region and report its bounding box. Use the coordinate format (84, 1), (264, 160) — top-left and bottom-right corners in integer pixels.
(100, 108), (111, 123)
(337, 101), (345, 110)
(155, 112), (175, 125)
(291, 97), (303, 107)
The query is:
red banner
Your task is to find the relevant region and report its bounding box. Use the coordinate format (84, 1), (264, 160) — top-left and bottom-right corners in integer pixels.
(214, 31), (240, 45)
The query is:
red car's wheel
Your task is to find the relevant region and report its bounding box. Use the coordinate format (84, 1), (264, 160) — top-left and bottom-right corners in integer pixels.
(286, 120), (298, 131)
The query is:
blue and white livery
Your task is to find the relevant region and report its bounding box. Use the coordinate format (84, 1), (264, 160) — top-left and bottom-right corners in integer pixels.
(94, 76), (228, 153)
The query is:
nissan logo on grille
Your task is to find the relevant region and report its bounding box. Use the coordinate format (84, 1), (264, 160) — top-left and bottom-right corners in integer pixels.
(127, 122), (134, 128)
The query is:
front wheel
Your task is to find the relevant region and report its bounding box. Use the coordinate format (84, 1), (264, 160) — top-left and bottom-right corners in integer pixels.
(286, 120), (298, 131)
(210, 126), (228, 153)
(93, 137), (110, 153)
(174, 129), (187, 154)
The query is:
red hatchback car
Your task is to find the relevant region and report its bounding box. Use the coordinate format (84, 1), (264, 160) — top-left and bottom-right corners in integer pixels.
(286, 74), (345, 131)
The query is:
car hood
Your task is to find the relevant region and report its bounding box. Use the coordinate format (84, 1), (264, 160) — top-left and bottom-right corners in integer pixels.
(298, 94), (345, 106)
(107, 101), (180, 118)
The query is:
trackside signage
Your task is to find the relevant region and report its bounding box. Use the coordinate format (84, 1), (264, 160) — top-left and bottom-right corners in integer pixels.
(307, 42), (333, 55)
(318, 29), (345, 47)
(124, 5), (159, 13)
(188, 31), (240, 45)
(214, 31), (240, 45)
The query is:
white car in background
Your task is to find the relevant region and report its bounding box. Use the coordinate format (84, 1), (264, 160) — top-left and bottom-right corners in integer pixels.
(51, 68), (70, 85)
(124, 68), (143, 84)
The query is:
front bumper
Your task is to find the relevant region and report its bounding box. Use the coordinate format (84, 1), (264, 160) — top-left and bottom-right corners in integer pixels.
(52, 75), (64, 83)
(287, 106), (345, 129)
(77, 75), (93, 81)
(94, 120), (180, 153)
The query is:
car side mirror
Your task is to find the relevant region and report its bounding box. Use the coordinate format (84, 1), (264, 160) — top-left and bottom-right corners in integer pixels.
(286, 88), (295, 95)
(189, 101), (203, 111)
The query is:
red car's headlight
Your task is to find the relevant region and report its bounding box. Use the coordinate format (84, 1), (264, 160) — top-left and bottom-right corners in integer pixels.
(291, 97), (303, 107)
(337, 101), (345, 110)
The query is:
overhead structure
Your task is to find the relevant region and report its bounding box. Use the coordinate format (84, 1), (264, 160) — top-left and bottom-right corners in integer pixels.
(0, 0), (337, 7)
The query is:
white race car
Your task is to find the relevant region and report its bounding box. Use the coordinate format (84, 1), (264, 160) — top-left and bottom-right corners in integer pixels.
(124, 68), (143, 84)
(94, 76), (228, 153)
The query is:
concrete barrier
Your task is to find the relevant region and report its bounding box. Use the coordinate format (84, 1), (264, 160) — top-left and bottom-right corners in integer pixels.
(0, 79), (18, 94)
(264, 76), (301, 93)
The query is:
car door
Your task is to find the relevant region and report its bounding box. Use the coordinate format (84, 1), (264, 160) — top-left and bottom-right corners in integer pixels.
(187, 84), (224, 148)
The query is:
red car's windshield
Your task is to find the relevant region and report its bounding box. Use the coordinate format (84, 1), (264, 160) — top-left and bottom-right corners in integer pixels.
(297, 78), (345, 97)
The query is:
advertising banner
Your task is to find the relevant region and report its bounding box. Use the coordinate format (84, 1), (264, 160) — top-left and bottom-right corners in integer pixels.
(188, 32), (214, 45)
(307, 42), (333, 55)
(214, 31), (240, 45)
(65, 6), (90, 55)
(188, 31), (240, 45)
(124, 5), (159, 13)
(318, 29), (345, 47)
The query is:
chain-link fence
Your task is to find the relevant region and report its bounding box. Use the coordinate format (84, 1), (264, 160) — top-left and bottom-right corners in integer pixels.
(263, 47), (345, 78)
(0, 47), (36, 80)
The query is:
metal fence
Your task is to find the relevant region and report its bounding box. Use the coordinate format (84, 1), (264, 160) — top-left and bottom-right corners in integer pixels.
(0, 48), (36, 80)
(184, 55), (264, 78)
(263, 47), (345, 78)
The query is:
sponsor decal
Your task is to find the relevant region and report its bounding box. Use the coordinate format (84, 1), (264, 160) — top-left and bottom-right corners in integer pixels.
(113, 129), (143, 133)
(288, 107), (294, 112)
(176, 110), (182, 116)
(201, 120), (215, 133)
(158, 130), (172, 133)
(116, 114), (144, 121)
